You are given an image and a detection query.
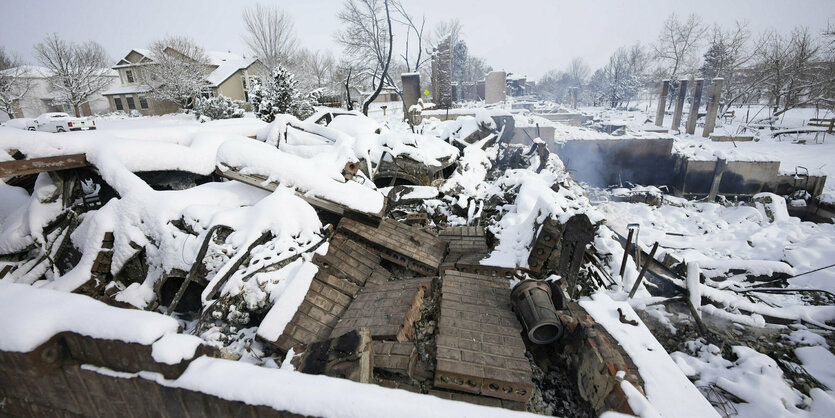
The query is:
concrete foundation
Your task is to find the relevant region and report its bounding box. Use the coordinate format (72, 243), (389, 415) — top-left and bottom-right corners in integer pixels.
(401, 73), (421, 119)
(485, 71), (506, 104)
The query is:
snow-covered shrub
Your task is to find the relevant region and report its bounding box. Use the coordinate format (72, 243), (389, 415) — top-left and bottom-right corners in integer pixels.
(249, 65), (315, 122)
(194, 95), (245, 120)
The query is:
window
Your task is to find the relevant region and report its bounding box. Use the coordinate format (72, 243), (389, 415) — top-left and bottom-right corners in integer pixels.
(114, 97), (123, 111)
(126, 70), (135, 83)
(201, 88), (214, 99)
(139, 96), (148, 109)
(126, 97), (136, 110)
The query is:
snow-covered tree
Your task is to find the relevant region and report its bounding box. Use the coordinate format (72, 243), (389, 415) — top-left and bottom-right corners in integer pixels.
(242, 3), (300, 70)
(33, 34), (111, 117)
(194, 95), (245, 120)
(0, 48), (31, 119)
(298, 49), (336, 92)
(588, 46), (643, 108)
(141, 36), (210, 111)
(539, 57), (591, 104)
(249, 65), (315, 122)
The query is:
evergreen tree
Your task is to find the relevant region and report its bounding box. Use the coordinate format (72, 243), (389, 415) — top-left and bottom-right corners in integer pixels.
(194, 95), (245, 120)
(249, 65), (315, 122)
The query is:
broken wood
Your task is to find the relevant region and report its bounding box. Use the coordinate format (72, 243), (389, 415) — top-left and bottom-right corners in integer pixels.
(628, 242), (659, 299)
(0, 154), (89, 178)
(166, 224), (226, 315)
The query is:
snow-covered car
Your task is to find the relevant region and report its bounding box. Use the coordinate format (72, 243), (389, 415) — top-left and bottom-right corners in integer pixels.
(32, 112), (96, 133)
(2, 118), (36, 130)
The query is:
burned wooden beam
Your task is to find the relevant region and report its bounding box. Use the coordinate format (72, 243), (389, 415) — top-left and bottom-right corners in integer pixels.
(0, 154), (89, 178)
(217, 166), (385, 226)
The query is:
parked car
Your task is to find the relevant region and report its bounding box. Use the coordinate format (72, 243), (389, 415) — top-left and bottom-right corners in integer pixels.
(2, 118), (36, 130)
(32, 112), (96, 133)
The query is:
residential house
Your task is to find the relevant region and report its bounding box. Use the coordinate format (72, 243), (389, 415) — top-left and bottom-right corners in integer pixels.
(102, 48), (267, 116)
(0, 65), (119, 121)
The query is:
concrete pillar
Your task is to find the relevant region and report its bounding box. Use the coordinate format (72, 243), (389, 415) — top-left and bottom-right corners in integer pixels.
(401, 73), (420, 120)
(702, 78), (724, 138)
(655, 80), (670, 127)
(707, 158), (727, 201)
(685, 79), (705, 135)
(671, 79), (689, 131)
(485, 71), (507, 104)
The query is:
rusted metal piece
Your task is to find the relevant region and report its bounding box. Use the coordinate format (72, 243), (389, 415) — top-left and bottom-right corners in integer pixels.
(342, 161), (359, 181)
(510, 279), (563, 344)
(628, 242), (659, 299)
(0, 154), (89, 178)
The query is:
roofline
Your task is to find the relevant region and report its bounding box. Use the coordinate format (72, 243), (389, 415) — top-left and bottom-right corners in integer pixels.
(209, 59), (264, 88)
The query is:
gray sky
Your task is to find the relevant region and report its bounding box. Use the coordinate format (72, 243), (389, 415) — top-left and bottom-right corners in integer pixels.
(2, 0), (832, 80)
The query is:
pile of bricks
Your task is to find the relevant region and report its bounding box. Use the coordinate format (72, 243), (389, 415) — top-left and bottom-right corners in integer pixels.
(330, 278), (431, 341)
(434, 270), (534, 404)
(91, 232), (114, 276)
(267, 270), (361, 353)
(337, 217), (446, 276)
(439, 226), (489, 253)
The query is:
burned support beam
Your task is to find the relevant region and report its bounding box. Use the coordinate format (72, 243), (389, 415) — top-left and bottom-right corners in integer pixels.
(0, 154), (89, 178)
(628, 242), (659, 299)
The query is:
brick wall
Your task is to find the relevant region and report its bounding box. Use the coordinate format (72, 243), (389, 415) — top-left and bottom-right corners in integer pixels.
(0, 333), (296, 417)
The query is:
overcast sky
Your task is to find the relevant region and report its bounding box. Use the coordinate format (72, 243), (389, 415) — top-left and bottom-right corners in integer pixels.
(2, 0), (832, 80)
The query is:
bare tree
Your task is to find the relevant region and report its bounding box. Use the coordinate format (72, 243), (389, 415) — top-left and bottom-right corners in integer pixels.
(653, 13), (707, 82)
(431, 18), (463, 51)
(390, 0), (429, 72)
(567, 57), (590, 83)
(299, 49), (336, 92)
(753, 27), (822, 116)
(242, 3), (299, 70)
(33, 34), (111, 117)
(0, 48), (31, 119)
(140, 36), (210, 111)
(698, 22), (763, 112)
(336, 0), (394, 115)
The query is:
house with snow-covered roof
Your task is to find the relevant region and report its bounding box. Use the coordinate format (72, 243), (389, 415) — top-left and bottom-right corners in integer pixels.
(0, 65), (119, 121)
(101, 48), (267, 116)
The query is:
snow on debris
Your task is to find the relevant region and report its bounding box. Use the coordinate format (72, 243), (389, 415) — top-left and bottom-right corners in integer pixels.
(172, 356), (538, 418)
(0, 281), (178, 352)
(151, 333), (204, 365)
(216, 138), (385, 215)
(580, 293), (720, 418)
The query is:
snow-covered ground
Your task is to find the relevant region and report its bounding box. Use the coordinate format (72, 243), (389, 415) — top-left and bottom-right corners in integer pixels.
(2, 105), (834, 417)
